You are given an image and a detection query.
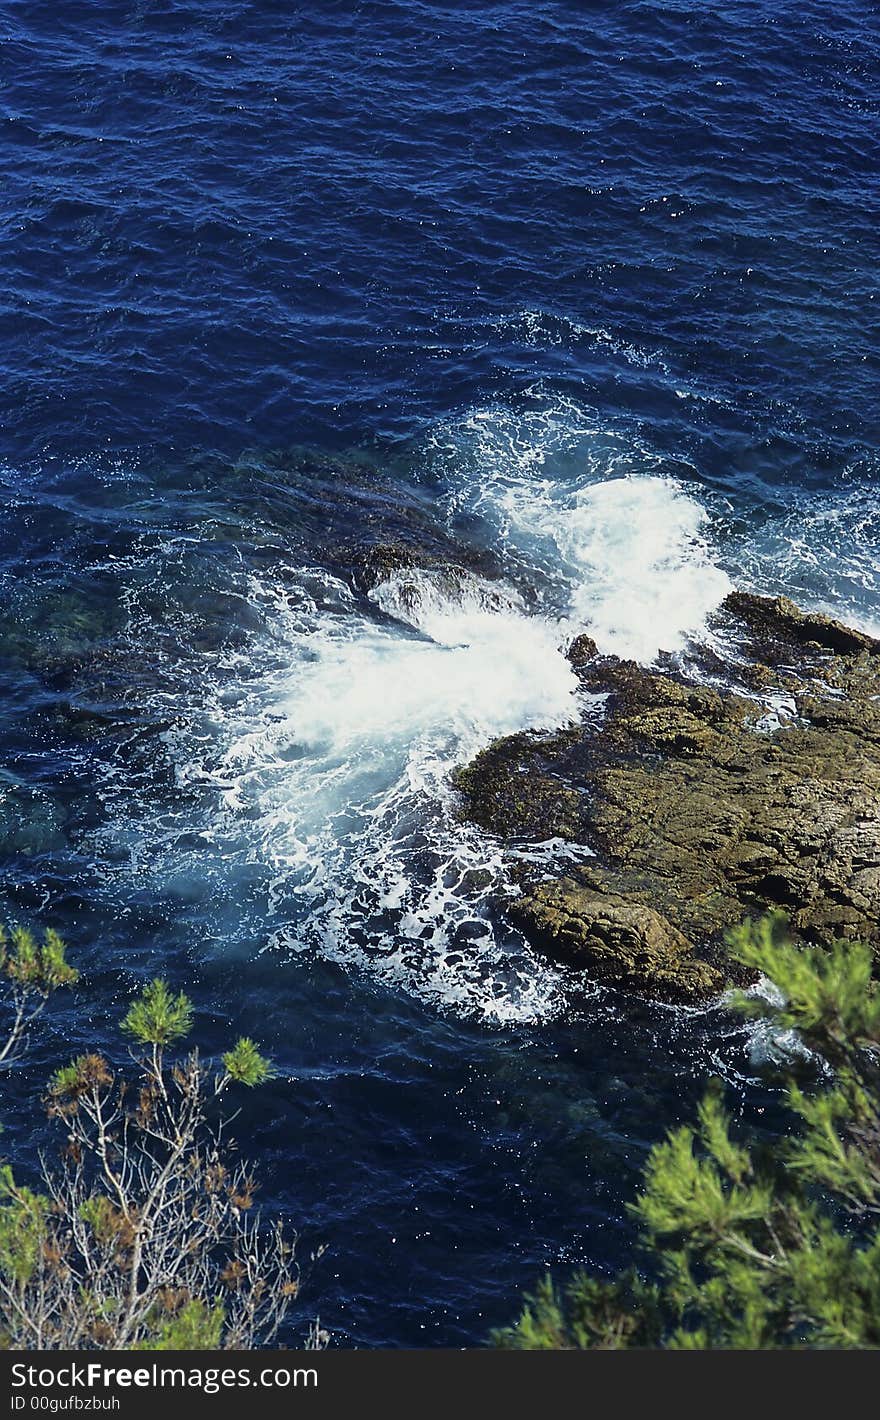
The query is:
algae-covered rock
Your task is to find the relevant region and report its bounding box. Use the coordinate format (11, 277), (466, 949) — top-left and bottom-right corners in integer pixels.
(451, 729), (585, 841)
(454, 592), (880, 1002)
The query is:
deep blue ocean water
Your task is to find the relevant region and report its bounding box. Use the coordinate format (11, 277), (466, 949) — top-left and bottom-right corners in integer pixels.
(0, 0), (878, 1345)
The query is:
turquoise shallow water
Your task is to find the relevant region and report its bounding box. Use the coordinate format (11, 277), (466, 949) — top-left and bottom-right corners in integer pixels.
(0, 0), (877, 1345)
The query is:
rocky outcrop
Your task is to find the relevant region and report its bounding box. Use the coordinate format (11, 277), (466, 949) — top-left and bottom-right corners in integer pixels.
(509, 872), (724, 1004)
(454, 593), (880, 1003)
(566, 633), (599, 668)
(724, 592), (880, 660)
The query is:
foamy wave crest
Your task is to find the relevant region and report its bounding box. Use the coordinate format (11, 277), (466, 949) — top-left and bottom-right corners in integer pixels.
(491, 307), (669, 372)
(266, 579), (576, 760)
(562, 477), (733, 662)
(132, 563), (583, 1024)
(427, 400), (733, 662)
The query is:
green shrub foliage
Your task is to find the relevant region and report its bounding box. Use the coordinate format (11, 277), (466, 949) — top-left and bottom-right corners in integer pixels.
(0, 968), (308, 1350)
(497, 914), (880, 1349)
(222, 1036), (275, 1087)
(0, 925), (78, 1068)
(121, 977), (193, 1047)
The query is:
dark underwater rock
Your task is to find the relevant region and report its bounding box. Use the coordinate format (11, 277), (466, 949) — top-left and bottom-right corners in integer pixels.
(454, 592), (880, 1002)
(0, 771), (67, 856)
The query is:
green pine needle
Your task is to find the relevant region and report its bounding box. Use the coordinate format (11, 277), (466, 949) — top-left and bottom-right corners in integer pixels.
(121, 979), (193, 1047)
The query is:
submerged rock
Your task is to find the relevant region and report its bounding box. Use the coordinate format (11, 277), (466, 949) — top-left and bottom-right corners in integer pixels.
(454, 593), (880, 1003)
(347, 537), (501, 598)
(0, 771), (67, 856)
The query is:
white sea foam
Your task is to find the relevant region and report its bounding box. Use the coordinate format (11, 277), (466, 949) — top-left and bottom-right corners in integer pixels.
(555, 477), (733, 662)
(429, 400), (734, 661)
(146, 560), (583, 1023)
